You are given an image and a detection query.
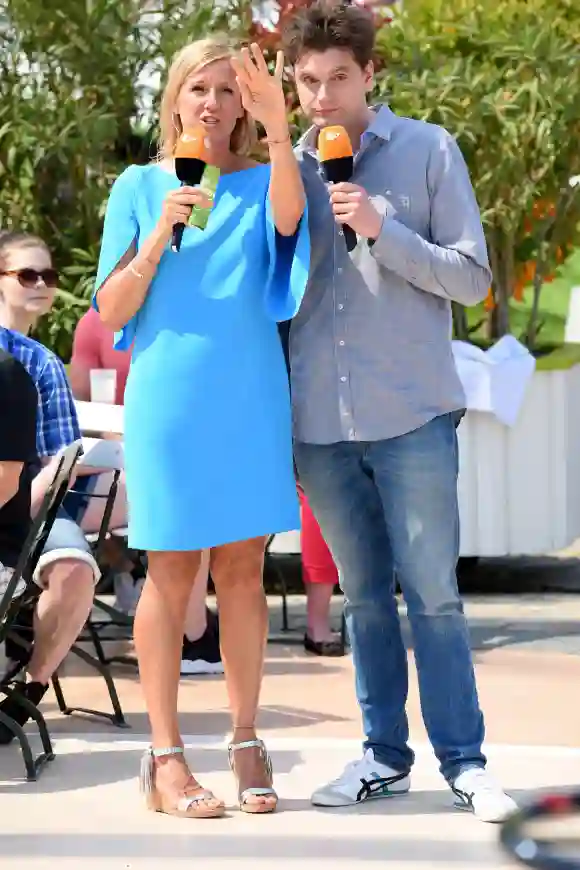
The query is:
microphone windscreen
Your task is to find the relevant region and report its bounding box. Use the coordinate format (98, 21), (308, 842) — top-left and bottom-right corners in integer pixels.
(174, 127), (209, 161)
(318, 125), (353, 162)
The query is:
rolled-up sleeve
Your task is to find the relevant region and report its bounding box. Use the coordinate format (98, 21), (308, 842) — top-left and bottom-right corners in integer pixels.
(369, 129), (491, 306)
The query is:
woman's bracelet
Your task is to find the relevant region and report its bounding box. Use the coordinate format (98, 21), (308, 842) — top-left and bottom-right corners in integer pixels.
(267, 135), (291, 146)
(129, 258), (156, 280)
(129, 264), (145, 279)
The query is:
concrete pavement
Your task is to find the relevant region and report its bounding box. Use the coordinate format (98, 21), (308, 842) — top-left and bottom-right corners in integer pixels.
(1, 593), (579, 868)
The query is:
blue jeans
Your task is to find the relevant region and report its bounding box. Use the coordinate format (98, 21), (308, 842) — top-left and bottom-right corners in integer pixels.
(294, 413), (486, 783)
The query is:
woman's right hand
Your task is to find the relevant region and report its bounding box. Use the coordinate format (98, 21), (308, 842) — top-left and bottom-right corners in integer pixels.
(157, 187), (213, 238)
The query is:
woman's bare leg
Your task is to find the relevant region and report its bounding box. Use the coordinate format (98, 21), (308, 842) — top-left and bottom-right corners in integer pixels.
(211, 536), (275, 809)
(134, 549), (222, 811)
(183, 549), (210, 642)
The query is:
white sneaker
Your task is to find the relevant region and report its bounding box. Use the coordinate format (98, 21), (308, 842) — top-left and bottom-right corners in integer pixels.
(452, 767), (518, 823)
(311, 749), (411, 807)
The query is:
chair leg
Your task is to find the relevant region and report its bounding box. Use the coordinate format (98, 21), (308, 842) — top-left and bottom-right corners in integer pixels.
(275, 566), (289, 632)
(51, 672), (69, 715)
(86, 610), (136, 667)
(62, 642), (129, 728)
(0, 691), (54, 780)
(340, 607), (348, 650)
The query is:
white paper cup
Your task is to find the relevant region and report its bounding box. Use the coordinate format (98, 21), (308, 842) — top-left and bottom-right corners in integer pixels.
(90, 369), (117, 404)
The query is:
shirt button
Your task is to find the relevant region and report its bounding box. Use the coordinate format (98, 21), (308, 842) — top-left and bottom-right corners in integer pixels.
(338, 304), (344, 311)
(337, 267), (343, 275)
(338, 229), (344, 237)
(340, 376), (347, 382)
(339, 340), (345, 346)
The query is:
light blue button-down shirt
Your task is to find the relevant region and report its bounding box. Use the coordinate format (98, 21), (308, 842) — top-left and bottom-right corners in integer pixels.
(289, 105), (491, 444)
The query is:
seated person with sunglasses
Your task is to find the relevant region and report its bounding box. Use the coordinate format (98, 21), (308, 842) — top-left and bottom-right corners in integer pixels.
(0, 230), (100, 737)
(0, 348), (38, 602)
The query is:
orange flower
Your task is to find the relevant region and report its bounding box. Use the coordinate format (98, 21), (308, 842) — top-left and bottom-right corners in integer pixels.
(532, 200), (556, 219)
(523, 261), (536, 283)
(484, 288), (495, 311)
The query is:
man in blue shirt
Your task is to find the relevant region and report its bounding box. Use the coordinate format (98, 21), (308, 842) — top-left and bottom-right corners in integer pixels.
(282, 1), (516, 822)
(0, 233), (99, 739)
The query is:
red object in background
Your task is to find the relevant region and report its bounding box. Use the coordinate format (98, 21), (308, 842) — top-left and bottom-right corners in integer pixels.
(540, 793), (575, 814)
(298, 487), (339, 586)
(71, 306), (131, 405)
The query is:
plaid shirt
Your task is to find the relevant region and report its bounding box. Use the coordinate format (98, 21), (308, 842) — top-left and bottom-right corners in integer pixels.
(0, 326), (80, 458)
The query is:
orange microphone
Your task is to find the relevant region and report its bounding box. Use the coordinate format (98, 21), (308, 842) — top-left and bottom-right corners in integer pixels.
(172, 127), (209, 253)
(318, 125), (357, 252)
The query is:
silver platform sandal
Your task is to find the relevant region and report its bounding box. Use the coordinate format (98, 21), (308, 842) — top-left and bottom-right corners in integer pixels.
(228, 738), (278, 814)
(140, 746), (225, 818)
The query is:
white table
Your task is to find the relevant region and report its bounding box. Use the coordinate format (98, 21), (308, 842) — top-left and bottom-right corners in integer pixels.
(75, 400), (124, 435)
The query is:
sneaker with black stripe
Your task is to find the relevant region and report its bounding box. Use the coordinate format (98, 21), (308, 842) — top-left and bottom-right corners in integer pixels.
(311, 749), (410, 807)
(452, 767), (518, 823)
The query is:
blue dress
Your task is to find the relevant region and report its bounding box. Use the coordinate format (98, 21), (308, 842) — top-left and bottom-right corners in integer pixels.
(94, 162), (309, 551)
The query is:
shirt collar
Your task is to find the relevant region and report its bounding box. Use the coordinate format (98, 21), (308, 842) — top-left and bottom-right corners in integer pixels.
(297, 104), (396, 158)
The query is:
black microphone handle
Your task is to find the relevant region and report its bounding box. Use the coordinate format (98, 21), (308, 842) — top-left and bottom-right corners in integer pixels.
(343, 224), (357, 252)
(321, 157), (358, 252)
(171, 221), (186, 253)
(171, 180), (187, 253)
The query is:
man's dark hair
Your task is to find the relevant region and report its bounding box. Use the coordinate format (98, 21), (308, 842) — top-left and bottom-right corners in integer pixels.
(282, 1), (376, 69)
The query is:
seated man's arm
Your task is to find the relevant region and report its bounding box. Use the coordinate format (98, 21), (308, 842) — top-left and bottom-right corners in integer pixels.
(31, 354), (83, 514)
(0, 354), (37, 508)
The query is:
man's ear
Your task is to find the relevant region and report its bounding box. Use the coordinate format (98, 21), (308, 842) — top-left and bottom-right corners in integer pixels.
(364, 61), (374, 93)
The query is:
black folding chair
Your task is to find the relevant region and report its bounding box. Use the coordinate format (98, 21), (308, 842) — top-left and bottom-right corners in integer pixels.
(48, 442), (131, 725)
(0, 440), (82, 781)
(75, 440), (139, 671)
(58, 437), (138, 673)
(6, 441), (129, 739)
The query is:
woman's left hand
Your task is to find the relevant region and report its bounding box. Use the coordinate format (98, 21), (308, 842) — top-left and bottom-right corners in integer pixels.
(231, 44), (288, 139)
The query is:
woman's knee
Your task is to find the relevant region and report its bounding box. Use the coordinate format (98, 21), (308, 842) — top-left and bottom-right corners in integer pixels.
(210, 537), (266, 591)
(147, 551), (201, 596)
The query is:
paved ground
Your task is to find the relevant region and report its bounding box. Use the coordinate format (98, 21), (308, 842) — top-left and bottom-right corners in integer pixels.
(2, 737), (579, 870)
(1, 593), (579, 868)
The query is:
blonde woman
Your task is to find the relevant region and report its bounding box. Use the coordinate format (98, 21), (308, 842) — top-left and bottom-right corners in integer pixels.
(94, 38), (309, 819)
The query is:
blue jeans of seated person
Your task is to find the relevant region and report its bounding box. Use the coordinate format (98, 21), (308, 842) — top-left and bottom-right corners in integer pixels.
(294, 412), (486, 783)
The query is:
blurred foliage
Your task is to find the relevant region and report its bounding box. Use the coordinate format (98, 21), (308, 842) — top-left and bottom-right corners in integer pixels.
(1, 0), (579, 356)
(0, 0), (250, 357)
(374, 0), (580, 347)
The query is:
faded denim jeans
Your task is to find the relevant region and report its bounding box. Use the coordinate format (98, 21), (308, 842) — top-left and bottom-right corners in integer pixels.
(294, 413), (486, 782)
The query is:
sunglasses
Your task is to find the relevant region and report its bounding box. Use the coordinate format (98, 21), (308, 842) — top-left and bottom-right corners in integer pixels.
(0, 268), (59, 288)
